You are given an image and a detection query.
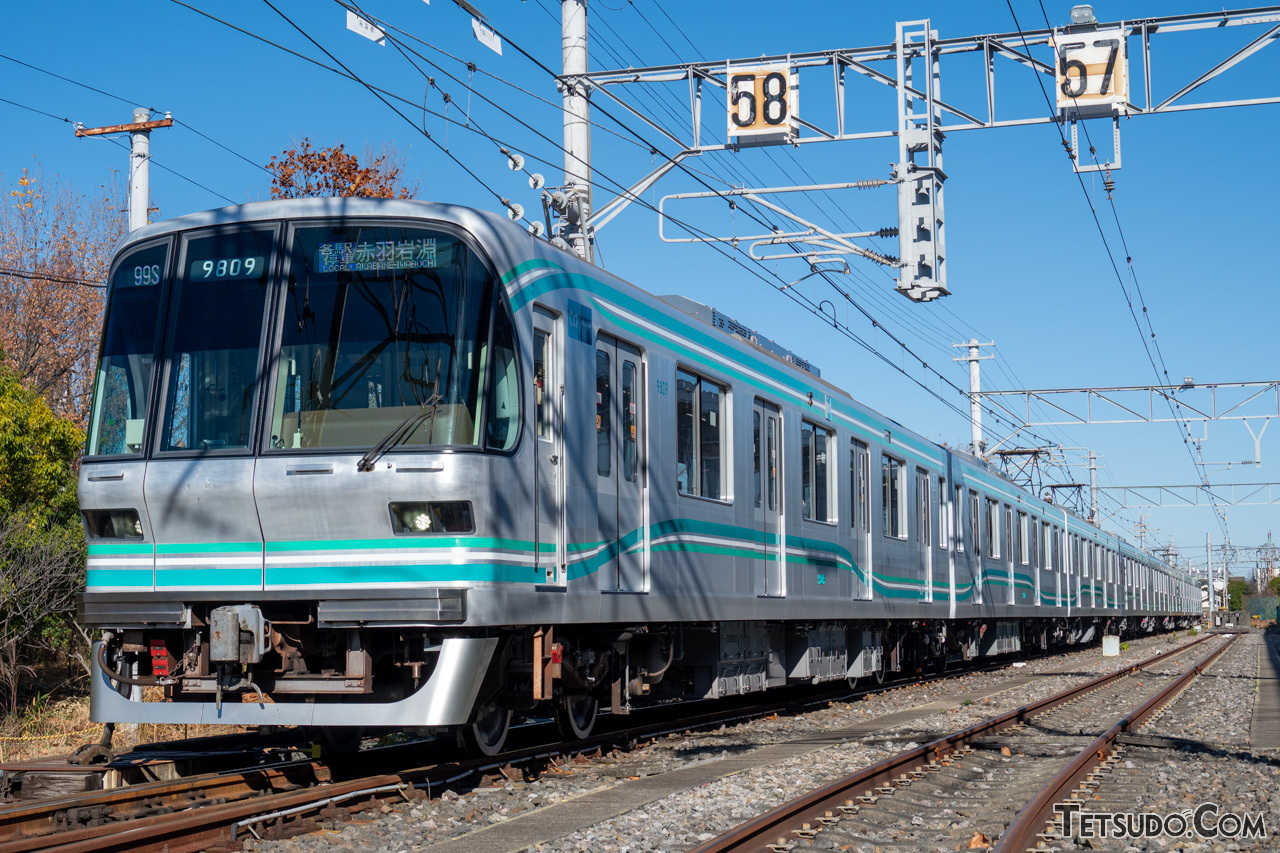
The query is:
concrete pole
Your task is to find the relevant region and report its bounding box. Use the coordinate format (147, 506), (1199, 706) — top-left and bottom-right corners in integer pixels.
(561, 0), (592, 261)
(967, 339), (982, 454)
(128, 107), (151, 231)
(1088, 450), (1099, 524)
(952, 339), (993, 457)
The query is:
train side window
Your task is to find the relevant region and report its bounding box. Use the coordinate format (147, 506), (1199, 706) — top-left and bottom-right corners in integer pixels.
(622, 360), (638, 483)
(954, 485), (965, 552)
(596, 348), (611, 477)
(937, 476), (947, 550)
(850, 439), (869, 532)
(1017, 511), (1029, 565)
(753, 410), (762, 508)
(767, 414), (778, 511)
(676, 368), (726, 500)
(984, 498), (1000, 559)
(881, 454), (905, 539)
(969, 490), (979, 555)
(801, 420), (833, 522)
(534, 332), (550, 440)
(485, 303), (519, 452)
(915, 468), (930, 546)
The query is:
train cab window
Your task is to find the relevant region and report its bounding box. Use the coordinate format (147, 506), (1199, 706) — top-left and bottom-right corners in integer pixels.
(801, 421), (833, 522)
(676, 369), (726, 500)
(596, 349), (611, 477)
(984, 498), (1000, 558)
(881, 454), (905, 538)
(86, 241), (170, 456)
(269, 224), (495, 451)
(485, 303), (519, 452)
(161, 228), (274, 452)
(1017, 511), (1029, 565)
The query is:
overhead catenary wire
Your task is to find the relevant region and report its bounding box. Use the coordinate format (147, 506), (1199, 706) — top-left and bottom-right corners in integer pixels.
(0, 266), (106, 289)
(1005, 0), (1229, 541)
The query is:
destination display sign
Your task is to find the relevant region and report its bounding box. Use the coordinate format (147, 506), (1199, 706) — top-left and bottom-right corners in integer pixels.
(1050, 27), (1129, 118)
(727, 64), (797, 144)
(316, 238), (438, 273)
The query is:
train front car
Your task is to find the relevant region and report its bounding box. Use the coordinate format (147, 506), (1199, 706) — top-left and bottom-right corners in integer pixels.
(80, 199), (529, 750)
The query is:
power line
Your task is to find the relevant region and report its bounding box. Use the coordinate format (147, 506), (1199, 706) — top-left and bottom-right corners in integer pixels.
(0, 51), (270, 177)
(0, 266), (106, 289)
(1005, 0), (1229, 540)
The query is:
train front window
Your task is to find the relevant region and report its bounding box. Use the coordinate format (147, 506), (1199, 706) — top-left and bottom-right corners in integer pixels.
(159, 229), (274, 452)
(86, 242), (169, 456)
(269, 225), (493, 450)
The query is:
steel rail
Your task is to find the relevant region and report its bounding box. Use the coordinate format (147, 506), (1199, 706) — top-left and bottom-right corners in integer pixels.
(0, 645), (1027, 850)
(2, 634), (1200, 852)
(690, 634), (1215, 853)
(996, 634), (1239, 852)
(0, 759), (329, 847)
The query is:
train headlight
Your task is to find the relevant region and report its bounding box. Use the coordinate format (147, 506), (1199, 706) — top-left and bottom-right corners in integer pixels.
(390, 501), (475, 535)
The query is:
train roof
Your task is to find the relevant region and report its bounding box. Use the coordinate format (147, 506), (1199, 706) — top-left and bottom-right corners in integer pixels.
(118, 198), (1184, 579)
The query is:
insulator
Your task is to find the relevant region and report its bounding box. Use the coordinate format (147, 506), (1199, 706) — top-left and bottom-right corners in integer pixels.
(507, 153), (525, 172)
(854, 178), (893, 190)
(876, 227), (899, 238)
(507, 203), (524, 221)
(528, 221), (545, 237)
(529, 173), (545, 190)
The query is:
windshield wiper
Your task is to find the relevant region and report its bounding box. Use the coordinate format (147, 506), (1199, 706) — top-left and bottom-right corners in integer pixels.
(356, 393), (441, 472)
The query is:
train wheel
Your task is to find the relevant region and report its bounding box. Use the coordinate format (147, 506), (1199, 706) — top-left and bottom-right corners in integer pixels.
(553, 694), (598, 740)
(845, 674), (859, 691)
(457, 707), (511, 756)
(872, 652), (886, 684)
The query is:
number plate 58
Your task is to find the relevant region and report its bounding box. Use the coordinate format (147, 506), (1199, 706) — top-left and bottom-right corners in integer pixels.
(727, 65), (797, 143)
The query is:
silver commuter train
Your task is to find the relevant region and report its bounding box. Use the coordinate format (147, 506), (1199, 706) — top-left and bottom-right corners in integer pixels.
(79, 198), (1199, 753)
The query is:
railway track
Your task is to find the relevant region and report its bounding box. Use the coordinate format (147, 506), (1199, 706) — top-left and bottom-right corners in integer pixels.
(0, 640), (1128, 853)
(689, 633), (1235, 853)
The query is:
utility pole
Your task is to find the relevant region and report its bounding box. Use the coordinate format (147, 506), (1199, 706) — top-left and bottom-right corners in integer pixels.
(952, 339), (993, 457)
(559, 0), (592, 261)
(1088, 450), (1099, 524)
(76, 108), (173, 231)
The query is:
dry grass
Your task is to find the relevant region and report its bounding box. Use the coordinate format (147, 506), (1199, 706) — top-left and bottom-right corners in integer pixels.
(0, 688), (250, 764)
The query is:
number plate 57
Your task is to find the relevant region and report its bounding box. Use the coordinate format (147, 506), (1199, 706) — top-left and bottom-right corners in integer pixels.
(1051, 27), (1129, 118)
(727, 65), (797, 143)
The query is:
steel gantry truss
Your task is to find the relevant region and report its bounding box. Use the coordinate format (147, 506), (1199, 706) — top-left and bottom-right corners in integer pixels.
(573, 6), (1280, 299)
(978, 380), (1278, 457)
(1099, 481), (1280, 509)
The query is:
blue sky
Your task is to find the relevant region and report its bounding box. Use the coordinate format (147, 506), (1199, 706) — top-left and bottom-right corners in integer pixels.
(2, 1), (1276, 576)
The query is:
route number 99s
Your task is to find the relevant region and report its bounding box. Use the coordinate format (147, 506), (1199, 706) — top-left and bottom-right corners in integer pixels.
(727, 65), (796, 142)
(1051, 28), (1129, 118)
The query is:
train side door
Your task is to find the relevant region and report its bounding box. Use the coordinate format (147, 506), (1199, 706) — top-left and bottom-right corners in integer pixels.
(754, 400), (783, 597)
(597, 337), (647, 592)
(533, 309), (565, 584)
